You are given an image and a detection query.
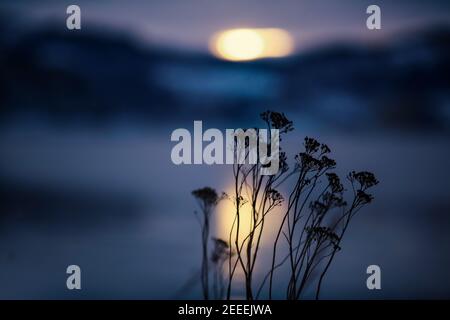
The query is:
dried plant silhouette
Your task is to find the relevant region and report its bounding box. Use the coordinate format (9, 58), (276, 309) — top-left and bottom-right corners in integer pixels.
(191, 187), (221, 300)
(191, 111), (378, 300)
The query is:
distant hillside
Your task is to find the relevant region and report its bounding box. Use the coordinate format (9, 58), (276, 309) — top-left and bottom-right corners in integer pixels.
(1, 23), (449, 131)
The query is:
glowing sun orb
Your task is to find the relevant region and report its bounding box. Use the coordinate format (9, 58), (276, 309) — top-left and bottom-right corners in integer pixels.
(210, 28), (294, 61)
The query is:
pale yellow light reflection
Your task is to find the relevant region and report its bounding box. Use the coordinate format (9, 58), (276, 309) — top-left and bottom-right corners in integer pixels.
(210, 28), (294, 61)
(216, 196), (255, 245)
(215, 186), (282, 249)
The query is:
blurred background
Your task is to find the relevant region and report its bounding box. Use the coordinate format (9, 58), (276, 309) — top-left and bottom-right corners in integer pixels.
(0, 0), (450, 299)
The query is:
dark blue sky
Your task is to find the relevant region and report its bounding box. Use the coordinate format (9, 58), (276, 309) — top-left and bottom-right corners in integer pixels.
(3, 0), (450, 51)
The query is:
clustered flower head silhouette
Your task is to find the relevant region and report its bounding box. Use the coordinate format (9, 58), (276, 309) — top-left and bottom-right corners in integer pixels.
(191, 111), (379, 300)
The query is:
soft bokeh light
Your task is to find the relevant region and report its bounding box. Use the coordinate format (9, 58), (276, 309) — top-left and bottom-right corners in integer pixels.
(215, 185), (282, 246)
(214, 184), (284, 280)
(210, 28), (294, 61)
(216, 194), (255, 243)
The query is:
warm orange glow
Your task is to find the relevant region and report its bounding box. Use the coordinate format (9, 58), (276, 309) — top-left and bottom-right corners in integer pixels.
(210, 28), (294, 61)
